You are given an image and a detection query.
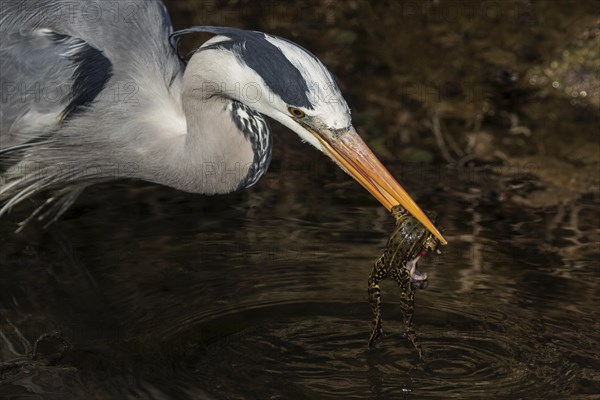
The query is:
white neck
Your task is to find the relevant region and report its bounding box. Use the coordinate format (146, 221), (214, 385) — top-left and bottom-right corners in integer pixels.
(136, 58), (259, 194)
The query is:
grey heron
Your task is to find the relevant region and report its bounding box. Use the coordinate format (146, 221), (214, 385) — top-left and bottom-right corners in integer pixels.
(0, 0), (446, 244)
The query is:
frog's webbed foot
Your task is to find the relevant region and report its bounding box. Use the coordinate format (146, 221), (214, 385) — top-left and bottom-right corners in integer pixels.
(392, 269), (424, 359)
(367, 284), (383, 348)
(401, 308), (424, 360)
(398, 326), (424, 360)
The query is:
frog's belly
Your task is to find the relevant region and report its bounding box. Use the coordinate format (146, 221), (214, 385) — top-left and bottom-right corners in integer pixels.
(406, 256), (428, 289)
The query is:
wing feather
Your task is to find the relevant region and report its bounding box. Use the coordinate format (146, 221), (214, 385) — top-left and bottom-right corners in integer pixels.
(0, 29), (112, 149)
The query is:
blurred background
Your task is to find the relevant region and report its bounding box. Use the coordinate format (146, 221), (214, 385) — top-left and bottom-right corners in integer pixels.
(1, 1), (599, 399)
(167, 0), (599, 164)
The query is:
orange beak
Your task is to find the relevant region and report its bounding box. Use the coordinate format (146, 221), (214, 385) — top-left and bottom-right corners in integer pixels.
(305, 124), (447, 245)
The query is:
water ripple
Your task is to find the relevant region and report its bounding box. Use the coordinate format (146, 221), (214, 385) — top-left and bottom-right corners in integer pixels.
(154, 298), (589, 400)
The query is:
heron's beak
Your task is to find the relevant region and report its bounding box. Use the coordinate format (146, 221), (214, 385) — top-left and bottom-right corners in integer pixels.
(304, 124), (447, 245)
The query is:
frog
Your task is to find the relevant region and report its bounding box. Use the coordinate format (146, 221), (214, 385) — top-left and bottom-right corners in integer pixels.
(367, 205), (441, 357)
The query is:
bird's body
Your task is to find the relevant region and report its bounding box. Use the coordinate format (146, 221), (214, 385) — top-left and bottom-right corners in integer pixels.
(0, 0), (446, 244)
(1, 0), (263, 216)
(1, 0), (184, 220)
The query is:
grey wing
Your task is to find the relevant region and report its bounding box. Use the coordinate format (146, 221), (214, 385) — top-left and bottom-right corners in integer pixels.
(0, 0), (181, 228)
(0, 0), (178, 151)
(0, 29), (112, 150)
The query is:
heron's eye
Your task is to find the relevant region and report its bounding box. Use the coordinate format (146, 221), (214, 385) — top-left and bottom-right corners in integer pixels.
(288, 107), (306, 119)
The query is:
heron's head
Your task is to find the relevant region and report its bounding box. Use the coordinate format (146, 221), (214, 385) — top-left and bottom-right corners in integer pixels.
(171, 27), (445, 244)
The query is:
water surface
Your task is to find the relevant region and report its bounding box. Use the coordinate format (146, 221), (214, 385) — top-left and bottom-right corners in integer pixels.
(1, 161), (598, 398)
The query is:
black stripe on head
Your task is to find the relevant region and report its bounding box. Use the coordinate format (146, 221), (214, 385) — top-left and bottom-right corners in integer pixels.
(170, 26), (314, 109)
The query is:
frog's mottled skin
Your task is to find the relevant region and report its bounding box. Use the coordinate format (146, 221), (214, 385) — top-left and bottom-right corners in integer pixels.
(368, 206), (440, 356)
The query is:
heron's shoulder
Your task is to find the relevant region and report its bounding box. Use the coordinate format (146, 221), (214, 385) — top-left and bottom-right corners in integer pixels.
(1, 0), (175, 59)
(0, 28), (113, 146)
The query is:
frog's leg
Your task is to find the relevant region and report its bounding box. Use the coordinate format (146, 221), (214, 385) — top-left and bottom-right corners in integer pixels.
(368, 255), (387, 348)
(392, 267), (423, 359)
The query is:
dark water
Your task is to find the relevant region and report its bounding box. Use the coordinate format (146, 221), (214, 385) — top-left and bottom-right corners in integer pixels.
(2, 0), (600, 398)
(1, 161), (598, 399)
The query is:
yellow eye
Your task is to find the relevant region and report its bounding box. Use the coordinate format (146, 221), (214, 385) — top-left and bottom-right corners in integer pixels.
(288, 107), (305, 118)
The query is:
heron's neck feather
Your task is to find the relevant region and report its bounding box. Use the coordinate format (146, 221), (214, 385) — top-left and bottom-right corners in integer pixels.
(143, 62), (255, 194)
(178, 91), (256, 194)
